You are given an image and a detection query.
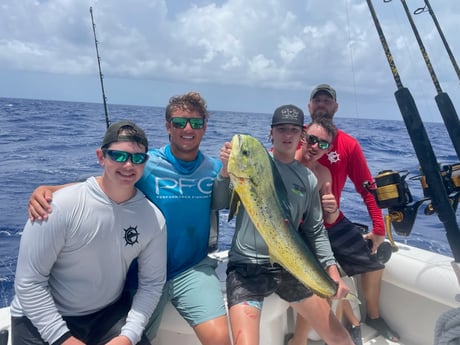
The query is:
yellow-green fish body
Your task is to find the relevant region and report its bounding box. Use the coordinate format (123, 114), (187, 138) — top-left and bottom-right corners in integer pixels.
(227, 134), (337, 298)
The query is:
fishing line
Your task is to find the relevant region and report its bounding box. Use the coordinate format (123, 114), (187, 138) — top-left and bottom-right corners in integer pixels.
(385, 0), (460, 160)
(393, 0), (442, 92)
(414, 0), (460, 82)
(365, 0), (460, 261)
(343, 0), (359, 118)
(367, 0), (403, 89)
(384, 0), (436, 124)
(90, 7), (110, 129)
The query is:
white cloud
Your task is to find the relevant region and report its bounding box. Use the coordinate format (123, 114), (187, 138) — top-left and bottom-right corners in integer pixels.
(0, 0), (459, 120)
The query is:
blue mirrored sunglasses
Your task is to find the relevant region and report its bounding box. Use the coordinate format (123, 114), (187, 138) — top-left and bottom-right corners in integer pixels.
(170, 117), (205, 129)
(103, 149), (149, 165)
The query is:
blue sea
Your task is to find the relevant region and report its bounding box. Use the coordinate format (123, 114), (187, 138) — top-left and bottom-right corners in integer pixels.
(1, 96), (459, 308)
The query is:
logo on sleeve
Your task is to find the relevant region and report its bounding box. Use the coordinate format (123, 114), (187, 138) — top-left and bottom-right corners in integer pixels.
(326, 151), (340, 164)
(123, 226), (139, 246)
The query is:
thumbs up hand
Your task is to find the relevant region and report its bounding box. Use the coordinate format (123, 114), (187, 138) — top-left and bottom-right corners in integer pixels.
(321, 182), (337, 212)
(321, 182), (339, 218)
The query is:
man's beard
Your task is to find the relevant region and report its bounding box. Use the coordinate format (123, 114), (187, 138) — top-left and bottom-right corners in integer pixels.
(311, 110), (334, 121)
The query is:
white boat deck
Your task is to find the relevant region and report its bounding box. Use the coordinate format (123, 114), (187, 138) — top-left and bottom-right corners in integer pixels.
(307, 324), (400, 345)
(1, 244), (459, 345)
(0, 306), (412, 345)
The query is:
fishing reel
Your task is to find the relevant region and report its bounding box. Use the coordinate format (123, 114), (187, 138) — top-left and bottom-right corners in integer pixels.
(364, 164), (460, 248)
(364, 170), (425, 248)
(413, 163), (460, 215)
(366, 170), (413, 210)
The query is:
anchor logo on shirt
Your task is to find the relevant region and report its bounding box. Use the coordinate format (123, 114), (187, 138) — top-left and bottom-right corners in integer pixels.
(123, 226), (139, 246)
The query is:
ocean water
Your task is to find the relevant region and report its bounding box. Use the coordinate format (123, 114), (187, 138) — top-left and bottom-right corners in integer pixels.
(0, 96), (459, 308)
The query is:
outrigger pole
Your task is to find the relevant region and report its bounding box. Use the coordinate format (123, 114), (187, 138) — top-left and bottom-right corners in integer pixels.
(365, 0), (460, 261)
(386, 0), (460, 160)
(89, 7), (110, 129)
(414, 0), (460, 82)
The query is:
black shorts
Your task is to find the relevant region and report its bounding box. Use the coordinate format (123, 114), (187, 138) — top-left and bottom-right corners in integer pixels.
(11, 291), (150, 345)
(328, 216), (384, 277)
(226, 262), (313, 308)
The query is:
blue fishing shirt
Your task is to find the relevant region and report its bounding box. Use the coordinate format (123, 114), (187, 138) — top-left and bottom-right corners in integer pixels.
(136, 145), (222, 280)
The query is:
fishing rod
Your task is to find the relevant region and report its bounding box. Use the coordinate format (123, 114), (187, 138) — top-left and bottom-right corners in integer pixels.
(89, 6), (110, 129)
(365, 0), (460, 261)
(414, 0), (460, 82)
(384, 0), (460, 161)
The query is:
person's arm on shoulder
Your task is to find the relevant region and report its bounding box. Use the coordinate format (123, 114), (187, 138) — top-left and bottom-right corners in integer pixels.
(28, 183), (76, 221)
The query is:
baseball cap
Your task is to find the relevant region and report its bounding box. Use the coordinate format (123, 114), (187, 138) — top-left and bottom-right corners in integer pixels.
(271, 105), (304, 127)
(101, 120), (148, 151)
(310, 84), (337, 101)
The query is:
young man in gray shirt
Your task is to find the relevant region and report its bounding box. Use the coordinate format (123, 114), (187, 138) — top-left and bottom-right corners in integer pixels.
(11, 121), (167, 345)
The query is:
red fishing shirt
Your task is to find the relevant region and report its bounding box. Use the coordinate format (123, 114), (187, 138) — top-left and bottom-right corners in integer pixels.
(319, 130), (385, 236)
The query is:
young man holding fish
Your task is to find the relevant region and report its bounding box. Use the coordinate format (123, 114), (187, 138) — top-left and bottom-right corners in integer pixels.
(214, 104), (354, 345)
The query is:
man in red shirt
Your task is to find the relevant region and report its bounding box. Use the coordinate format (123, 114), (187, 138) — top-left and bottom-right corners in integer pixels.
(291, 84), (399, 344)
(311, 85), (384, 244)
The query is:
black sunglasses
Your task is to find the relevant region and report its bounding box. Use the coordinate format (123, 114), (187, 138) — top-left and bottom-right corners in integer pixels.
(305, 134), (331, 150)
(103, 149), (149, 165)
(170, 117), (205, 129)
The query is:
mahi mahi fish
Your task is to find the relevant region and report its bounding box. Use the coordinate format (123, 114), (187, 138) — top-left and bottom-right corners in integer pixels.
(227, 134), (338, 298)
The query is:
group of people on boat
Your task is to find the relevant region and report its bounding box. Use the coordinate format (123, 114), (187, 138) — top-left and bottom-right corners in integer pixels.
(11, 85), (400, 345)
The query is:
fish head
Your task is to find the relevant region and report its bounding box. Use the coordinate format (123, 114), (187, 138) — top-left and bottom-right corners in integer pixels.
(227, 134), (272, 221)
(228, 134), (270, 183)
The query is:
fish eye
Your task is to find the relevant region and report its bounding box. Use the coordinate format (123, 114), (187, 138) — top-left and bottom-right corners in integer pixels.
(241, 149), (249, 156)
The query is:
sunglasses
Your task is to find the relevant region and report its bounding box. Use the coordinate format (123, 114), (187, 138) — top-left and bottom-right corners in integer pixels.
(305, 134), (331, 150)
(103, 149), (149, 165)
(170, 117), (205, 129)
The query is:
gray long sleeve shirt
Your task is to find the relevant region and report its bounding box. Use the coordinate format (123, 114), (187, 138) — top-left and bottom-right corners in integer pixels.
(11, 177), (167, 345)
(213, 157), (336, 268)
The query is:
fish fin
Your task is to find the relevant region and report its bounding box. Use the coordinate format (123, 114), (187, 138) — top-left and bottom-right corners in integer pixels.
(228, 191), (240, 221)
(345, 292), (362, 305)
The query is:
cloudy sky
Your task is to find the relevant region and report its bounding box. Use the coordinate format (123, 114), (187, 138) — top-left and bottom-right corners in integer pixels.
(1, 0), (459, 121)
